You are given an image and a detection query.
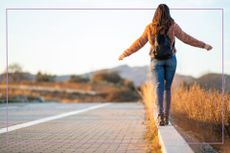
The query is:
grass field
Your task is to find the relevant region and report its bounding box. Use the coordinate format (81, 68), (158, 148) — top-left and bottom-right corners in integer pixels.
(140, 81), (230, 152)
(171, 83), (230, 152)
(0, 81), (139, 103)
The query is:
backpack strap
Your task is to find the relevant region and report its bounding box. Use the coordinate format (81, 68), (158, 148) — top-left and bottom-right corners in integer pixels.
(172, 41), (175, 52)
(165, 28), (175, 51)
(165, 28), (170, 36)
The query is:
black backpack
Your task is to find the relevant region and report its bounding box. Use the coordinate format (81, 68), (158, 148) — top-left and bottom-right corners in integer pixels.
(153, 30), (174, 60)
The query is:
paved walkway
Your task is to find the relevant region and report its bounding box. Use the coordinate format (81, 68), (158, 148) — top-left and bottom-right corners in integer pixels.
(0, 103), (146, 153)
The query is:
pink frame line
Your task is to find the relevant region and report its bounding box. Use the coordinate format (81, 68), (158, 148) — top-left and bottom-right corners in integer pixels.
(4, 7), (224, 145)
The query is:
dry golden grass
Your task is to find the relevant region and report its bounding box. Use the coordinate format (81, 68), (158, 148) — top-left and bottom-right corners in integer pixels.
(140, 81), (162, 153)
(140, 81), (230, 152)
(171, 83), (230, 131)
(170, 83), (230, 151)
(0, 81), (139, 102)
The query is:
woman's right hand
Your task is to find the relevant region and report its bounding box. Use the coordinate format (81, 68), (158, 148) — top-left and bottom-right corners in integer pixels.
(204, 44), (213, 51)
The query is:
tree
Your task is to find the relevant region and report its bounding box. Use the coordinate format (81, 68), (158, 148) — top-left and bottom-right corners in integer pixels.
(5, 63), (27, 82)
(7, 63), (23, 73)
(36, 71), (56, 82)
(91, 71), (123, 84)
(69, 75), (89, 83)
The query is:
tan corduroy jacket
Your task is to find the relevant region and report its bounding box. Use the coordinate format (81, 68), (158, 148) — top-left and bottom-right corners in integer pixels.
(121, 22), (206, 58)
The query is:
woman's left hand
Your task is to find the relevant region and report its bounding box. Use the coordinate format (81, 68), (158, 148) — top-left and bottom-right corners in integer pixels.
(118, 54), (125, 61)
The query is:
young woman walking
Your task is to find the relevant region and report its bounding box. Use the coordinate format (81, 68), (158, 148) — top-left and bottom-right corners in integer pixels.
(118, 4), (212, 126)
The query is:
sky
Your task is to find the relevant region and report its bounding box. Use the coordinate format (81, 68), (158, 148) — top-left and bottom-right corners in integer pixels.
(0, 0), (229, 78)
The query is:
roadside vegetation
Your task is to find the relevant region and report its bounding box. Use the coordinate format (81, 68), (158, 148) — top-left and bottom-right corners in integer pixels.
(171, 83), (230, 152)
(140, 80), (230, 152)
(140, 81), (162, 153)
(0, 64), (139, 103)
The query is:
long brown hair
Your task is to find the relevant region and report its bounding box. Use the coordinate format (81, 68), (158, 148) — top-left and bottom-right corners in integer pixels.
(151, 4), (174, 36)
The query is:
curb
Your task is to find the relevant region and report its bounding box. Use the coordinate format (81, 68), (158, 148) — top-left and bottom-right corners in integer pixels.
(157, 122), (194, 153)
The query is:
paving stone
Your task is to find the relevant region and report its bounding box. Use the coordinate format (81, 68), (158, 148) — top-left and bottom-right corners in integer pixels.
(0, 103), (146, 153)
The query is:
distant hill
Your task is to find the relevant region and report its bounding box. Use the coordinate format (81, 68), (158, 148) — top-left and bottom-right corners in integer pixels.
(196, 73), (230, 92)
(55, 75), (70, 82)
(84, 65), (149, 86)
(0, 65), (228, 92)
(173, 73), (195, 88)
(85, 65), (196, 87)
(84, 65), (229, 92)
(0, 72), (35, 82)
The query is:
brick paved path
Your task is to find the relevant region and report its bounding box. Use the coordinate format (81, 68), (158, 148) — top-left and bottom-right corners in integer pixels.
(0, 103), (146, 153)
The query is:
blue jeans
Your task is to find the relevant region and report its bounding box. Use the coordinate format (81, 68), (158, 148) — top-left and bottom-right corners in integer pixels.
(150, 55), (177, 116)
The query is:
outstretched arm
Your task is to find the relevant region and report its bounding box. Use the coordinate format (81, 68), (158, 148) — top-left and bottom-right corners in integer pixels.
(174, 23), (212, 50)
(118, 25), (149, 60)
